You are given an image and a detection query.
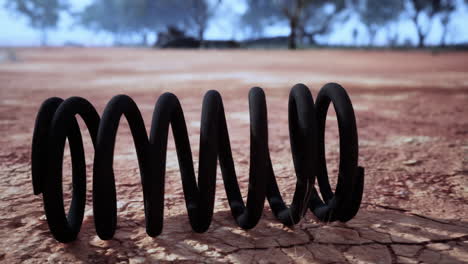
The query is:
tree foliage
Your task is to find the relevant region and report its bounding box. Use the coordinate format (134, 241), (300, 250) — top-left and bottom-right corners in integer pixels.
(299, 0), (347, 44)
(4, 0), (467, 48)
(79, 0), (218, 44)
(243, 0), (346, 49)
(79, 0), (158, 40)
(5, 0), (68, 45)
(170, 0), (220, 43)
(409, 0), (457, 47)
(358, 0), (405, 45)
(439, 0), (456, 46)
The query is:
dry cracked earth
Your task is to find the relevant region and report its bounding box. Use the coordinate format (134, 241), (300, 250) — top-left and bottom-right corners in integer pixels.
(0, 48), (467, 263)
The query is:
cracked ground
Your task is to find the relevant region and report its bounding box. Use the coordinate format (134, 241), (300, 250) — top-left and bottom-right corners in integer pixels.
(0, 48), (467, 263)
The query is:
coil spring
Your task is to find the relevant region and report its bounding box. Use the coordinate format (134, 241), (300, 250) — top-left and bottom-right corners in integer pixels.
(31, 83), (364, 243)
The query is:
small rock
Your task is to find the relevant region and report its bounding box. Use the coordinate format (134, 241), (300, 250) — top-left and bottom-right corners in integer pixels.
(129, 256), (147, 264)
(397, 256), (418, 264)
(89, 236), (118, 248)
(403, 160), (419, 166)
(183, 239), (209, 252)
(403, 137), (414, 143)
(146, 248), (158, 254)
(427, 243), (451, 251)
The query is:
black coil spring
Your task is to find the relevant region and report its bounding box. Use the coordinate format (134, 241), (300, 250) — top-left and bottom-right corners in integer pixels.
(31, 83), (364, 243)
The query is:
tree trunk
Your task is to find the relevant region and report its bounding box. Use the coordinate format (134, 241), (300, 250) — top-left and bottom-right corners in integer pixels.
(352, 29), (359, 47)
(308, 34), (317, 45)
(368, 28), (376, 47)
(198, 27), (204, 48)
(417, 29), (425, 48)
(412, 14), (425, 48)
(386, 24), (399, 48)
(288, 18), (297, 50)
(40, 29), (48, 46)
(141, 32), (148, 46)
(440, 16), (450, 47)
(440, 26), (448, 47)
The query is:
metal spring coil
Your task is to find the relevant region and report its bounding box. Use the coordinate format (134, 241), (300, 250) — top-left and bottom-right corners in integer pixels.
(31, 83), (364, 243)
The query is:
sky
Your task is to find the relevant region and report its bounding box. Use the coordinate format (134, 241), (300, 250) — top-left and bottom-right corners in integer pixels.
(0, 0), (467, 46)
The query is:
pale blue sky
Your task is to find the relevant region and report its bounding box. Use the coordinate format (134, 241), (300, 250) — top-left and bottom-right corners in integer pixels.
(0, 0), (467, 46)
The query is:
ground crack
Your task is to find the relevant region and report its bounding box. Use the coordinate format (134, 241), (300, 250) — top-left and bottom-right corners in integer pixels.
(224, 234), (468, 255)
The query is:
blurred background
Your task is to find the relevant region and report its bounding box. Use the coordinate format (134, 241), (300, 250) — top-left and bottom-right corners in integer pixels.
(1, 0), (467, 49)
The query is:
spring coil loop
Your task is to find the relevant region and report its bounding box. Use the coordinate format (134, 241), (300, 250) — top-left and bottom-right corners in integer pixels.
(31, 83), (364, 243)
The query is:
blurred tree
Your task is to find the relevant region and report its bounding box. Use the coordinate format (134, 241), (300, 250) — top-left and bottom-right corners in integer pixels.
(408, 0), (456, 47)
(299, 0), (347, 45)
(80, 0), (160, 44)
(132, 0), (158, 45)
(176, 0), (221, 45)
(5, 0), (68, 45)
(187, 0), (211, 44)
(385, 22), (400, 47)
(438, 0), (456, 47)
(358, 0), (405, 46)
(409, 0), (434, 47)
(80, 0), (131, 42)
(352, 28), (359, 46)
(79, 0), (219, 46)
(243, 0), (345, 49)
(242, 0), (280, 38)
(280, 0), (312, 49)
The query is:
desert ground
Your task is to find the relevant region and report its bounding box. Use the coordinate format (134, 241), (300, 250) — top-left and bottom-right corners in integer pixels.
(0, 48), (467, 263)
